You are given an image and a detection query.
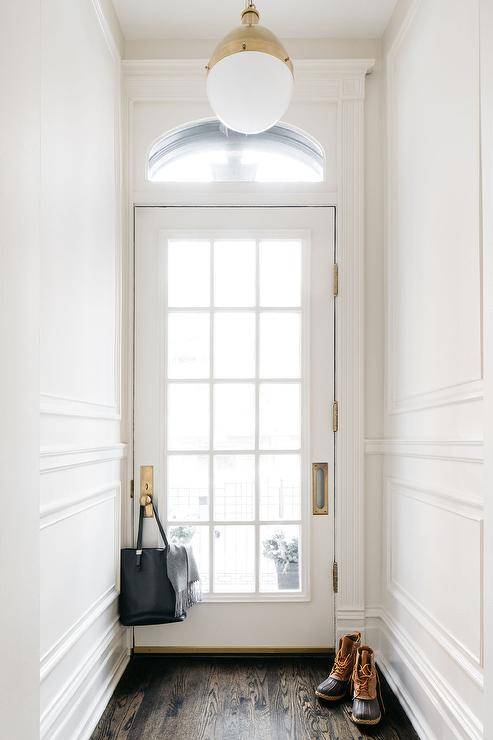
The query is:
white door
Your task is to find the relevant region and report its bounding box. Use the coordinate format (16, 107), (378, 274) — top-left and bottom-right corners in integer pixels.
(134, 206), (335, 650)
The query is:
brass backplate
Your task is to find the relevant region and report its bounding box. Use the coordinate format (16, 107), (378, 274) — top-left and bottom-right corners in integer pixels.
(140, 465), (154, 518)
(312, 462), (329, 515)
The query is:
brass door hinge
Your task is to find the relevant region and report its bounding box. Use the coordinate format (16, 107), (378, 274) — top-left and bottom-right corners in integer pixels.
(332, 263), (339, 297)
(332, 401), (339, 432)
(332, 561), (339, 593)
(130, 479), (134, 499)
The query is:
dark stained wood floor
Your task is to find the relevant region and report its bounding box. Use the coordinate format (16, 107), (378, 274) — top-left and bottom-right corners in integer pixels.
(91, 655), (418, 740)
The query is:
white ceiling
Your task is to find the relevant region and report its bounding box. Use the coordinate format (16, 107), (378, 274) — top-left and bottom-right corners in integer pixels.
(112, 0), (398, 41)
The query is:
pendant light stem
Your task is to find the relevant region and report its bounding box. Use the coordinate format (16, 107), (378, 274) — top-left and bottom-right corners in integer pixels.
(241, 1), (260, 25)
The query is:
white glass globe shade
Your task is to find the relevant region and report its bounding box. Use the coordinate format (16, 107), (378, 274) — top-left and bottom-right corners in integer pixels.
(207, 51), (293, 135)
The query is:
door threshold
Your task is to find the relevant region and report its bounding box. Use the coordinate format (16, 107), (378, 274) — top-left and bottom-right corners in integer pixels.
(133, 646), (334, 655)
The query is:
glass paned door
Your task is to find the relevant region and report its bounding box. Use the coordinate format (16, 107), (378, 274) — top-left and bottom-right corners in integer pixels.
(134, 207), (334, 649)
(165, 236), (305, 597)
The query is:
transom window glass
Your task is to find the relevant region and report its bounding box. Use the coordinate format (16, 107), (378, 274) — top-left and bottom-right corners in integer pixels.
(148, 119), (324, 183)
(164, 236), (307, 596)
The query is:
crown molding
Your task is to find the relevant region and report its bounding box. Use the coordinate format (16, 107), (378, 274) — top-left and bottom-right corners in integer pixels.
(123, 58), (375, 102)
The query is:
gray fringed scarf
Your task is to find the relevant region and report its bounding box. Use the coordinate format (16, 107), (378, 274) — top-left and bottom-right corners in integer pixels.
(166, 544), (202, 617)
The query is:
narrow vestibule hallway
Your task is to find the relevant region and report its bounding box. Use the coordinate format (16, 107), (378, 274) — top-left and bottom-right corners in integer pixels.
(92, 656), (417, 740)
(3, 0), (493, 738)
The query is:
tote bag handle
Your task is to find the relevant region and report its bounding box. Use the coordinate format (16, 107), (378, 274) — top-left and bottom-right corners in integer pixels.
(136, 501), (169, 568)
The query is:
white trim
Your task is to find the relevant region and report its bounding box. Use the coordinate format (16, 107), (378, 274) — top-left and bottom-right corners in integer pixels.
(334, 76), (366, 615)
(40, 392), (121, 420)
(123, 58), (374, 102)
(368, 607), (483, 740)
(389, 379), (484, 415)
(40, 482), (120, 529)
(40, 586), (119, 681)
(90, 0), (121, 63)
(77, 648), (130, 740)
(385, 477), (484, 687)
(336, 608), (366, 637)
(41, 619), (127, 739)
(365, 438), (484, 463)
(40, 443), (127, 473)
(133, 191), (338, 208)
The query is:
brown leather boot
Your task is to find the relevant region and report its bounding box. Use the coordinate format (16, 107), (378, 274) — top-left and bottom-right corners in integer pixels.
(350, 646), (382, 725)
(315, 632), (361, 701)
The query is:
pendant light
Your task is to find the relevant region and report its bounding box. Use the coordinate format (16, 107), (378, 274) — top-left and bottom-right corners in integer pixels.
(206, 2), (294, 135)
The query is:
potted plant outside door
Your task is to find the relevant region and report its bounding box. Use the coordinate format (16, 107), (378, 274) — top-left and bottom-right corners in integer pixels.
(262, 532), (299, 590)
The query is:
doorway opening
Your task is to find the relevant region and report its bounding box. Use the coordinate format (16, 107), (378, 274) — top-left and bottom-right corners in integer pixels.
(132, 205), (336, 651)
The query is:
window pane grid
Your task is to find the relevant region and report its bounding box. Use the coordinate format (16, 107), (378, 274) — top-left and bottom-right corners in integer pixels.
(165, 236), (304, 597)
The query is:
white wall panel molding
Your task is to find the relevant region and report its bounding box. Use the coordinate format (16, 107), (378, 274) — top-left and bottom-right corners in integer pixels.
(40, 619), (128, 739)
(386, 475), (483, 514)
(369, 607), (483, 740)
(40, 480), (122, 685)
(388, 380), (484, 416)
(40, 481), (120, 530)
(385, 477), (483, 687)
(39, 0), (125, 736)
(380, 0), (484, 735)
(40, 392), (121, 420)
(40, 585), (119, 681)
(40, 0), (123, 425)
(384, 0), (483, 418)
(123, 59), (374, 103)
(365, 438), (484, 463)
(364, 610), (435, 740)
(40, 442), (127, 473)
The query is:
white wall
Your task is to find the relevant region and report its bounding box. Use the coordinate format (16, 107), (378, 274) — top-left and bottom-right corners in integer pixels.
(39, 1), (128, 737)
(0, 3), (41, 738)
(369, 1), (485, 737)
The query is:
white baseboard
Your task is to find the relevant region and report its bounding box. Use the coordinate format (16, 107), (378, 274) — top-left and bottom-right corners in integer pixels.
(41, 622), (129, 739)
(366, 608), (483, 740)
(336, 608), (366, 638)
(376, 639), (437, 740)
(77, 646), (130, 740)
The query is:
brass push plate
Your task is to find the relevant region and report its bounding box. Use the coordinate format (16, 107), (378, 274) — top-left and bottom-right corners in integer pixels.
(140, 465), (154, 518)
(312, 463), (328, 515)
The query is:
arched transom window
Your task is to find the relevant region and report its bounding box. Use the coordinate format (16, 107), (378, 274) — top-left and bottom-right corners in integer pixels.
(147, 119), (324, 183)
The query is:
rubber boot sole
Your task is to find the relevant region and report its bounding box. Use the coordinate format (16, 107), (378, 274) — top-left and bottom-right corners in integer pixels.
(315, 689), (347, 702)
(350, 713), (382, 726)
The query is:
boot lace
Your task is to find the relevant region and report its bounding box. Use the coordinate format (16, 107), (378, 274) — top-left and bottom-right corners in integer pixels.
(331, 649), (353, 680)
(355, 662), (373, 694)
(352, 662), (386, 715)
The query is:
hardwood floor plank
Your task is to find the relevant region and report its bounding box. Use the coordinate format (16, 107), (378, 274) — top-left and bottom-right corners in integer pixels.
(242, 660), (271, 739)
(91, 655), (419, 740)
(91, 659), (151, 739)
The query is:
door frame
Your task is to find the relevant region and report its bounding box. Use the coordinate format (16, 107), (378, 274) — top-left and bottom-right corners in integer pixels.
(122, 59), (373, 641)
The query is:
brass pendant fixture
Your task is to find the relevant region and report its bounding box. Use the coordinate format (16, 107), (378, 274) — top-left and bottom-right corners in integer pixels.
(206, 2), (294, 135)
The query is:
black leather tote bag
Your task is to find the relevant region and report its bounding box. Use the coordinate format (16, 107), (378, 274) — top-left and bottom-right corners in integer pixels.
(119, 502), (186, 626)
